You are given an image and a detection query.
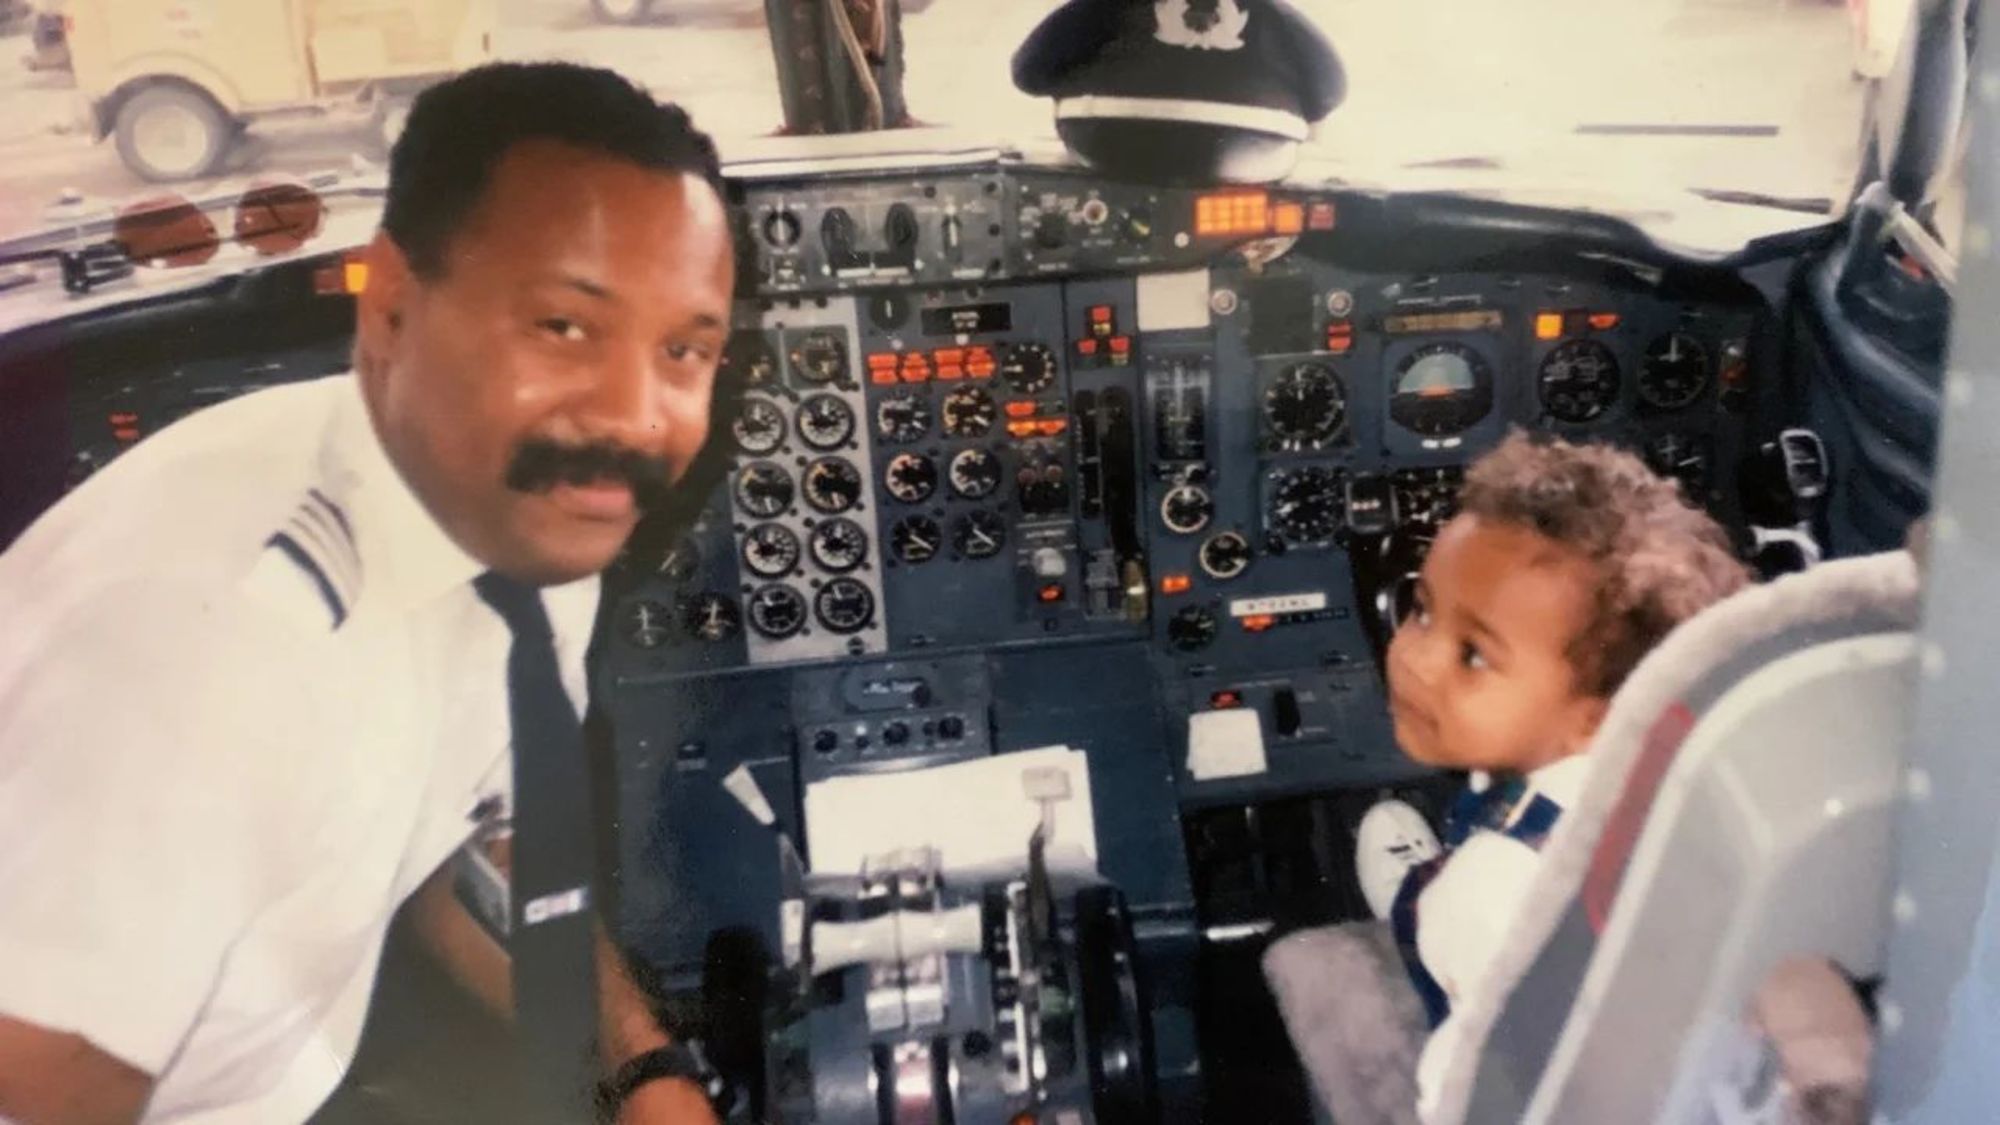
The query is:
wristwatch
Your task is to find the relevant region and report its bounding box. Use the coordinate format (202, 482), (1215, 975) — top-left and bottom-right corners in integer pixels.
(596, 1039), (730, 1120)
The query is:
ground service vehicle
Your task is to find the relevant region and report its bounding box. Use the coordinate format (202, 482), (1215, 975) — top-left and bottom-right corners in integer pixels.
(62, 0), (491, 181)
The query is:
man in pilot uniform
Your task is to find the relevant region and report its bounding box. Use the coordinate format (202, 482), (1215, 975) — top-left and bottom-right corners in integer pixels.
(0, 63), (732, 1124)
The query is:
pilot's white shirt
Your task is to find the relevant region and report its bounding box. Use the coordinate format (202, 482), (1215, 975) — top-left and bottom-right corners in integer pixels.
(0, 372), (598, 1123)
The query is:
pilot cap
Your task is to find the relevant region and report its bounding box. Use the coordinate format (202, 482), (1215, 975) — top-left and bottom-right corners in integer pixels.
(1012, 0), (1344, 178)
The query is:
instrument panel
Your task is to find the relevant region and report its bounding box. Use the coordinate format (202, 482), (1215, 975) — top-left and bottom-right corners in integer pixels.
(609, 168), (1763, 774)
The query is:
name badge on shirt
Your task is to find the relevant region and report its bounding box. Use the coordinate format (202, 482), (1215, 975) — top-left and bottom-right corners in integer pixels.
(522, 885), (590, 926)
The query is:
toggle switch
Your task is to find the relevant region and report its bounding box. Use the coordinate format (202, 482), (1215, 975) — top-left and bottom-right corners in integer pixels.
(1273, 687), (1303, 738)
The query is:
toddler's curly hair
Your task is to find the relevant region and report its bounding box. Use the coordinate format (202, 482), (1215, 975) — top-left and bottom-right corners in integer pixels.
(1459, 431), (1752, 696)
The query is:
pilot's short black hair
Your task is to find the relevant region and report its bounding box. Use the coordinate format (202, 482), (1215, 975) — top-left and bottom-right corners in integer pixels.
(383, 62), (726, 278)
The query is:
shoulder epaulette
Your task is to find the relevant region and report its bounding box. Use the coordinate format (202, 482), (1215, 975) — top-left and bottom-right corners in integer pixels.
(260, 488), (362, 628)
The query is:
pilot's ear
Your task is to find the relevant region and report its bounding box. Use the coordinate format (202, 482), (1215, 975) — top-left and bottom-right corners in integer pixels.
(356, 230), (414, 340)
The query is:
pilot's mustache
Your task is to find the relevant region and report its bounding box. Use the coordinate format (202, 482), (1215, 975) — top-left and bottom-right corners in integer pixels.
(504, 439), (674, 511)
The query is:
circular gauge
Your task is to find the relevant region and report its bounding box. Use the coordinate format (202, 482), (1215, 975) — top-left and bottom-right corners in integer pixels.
(813, 578), (876, 634)
(876, 393), (931, 444)
(890, 515), (943, 564)
(1643, 431), (1712, 494)
(655, 538), (701, 583)
(795, 394), (856, 450)
(1392, 467), (1464, 533)
(1000, 342), (1057, 395)
(1017, 462), (1069, 515)
(1198, 531), (1253, 580)
(951, 510), (1007, 560)
(949, 448), (1003, 500)
(1160, 484), (1214, 535)
(620, 533), (699, 583)
(809, 517), (869, 573)
(1263, 362), (1348, 451)
(681, 592), (741, 643)
(1639, 332), (1710, 410)
(740, 523), (801, 578)
(941, 386), (996, 438)
(1538, 339), (1622, 423)
(733, 397), (787, 455)
(747, 584), (808, 639)
(725, 333), (778, 389)
(802, 457), (864, 514)
(791, 329), (849, 385)
(1270, 467), (1344, 544)
(1167, 605), (1219, 652)
(883, 452), (938, 504)
(620, 599), (677, 649)
(1390, 342), (1495, 438)
(733, 461), (794, 518)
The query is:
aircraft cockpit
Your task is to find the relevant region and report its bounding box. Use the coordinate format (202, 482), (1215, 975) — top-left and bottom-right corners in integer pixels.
(0, 1), (1990, 1122)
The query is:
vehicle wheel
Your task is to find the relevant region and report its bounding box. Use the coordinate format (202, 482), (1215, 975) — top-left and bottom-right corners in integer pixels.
(113, 83), (234, 183)
(590, 0), (654, 23)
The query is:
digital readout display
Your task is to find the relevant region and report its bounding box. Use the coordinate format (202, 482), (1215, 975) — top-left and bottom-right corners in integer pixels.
(920, 302), (1013, 336)
(1382, 309), (1504, 335)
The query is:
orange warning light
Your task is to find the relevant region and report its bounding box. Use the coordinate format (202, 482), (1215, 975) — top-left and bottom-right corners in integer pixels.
(1195, 190), (1270, 237)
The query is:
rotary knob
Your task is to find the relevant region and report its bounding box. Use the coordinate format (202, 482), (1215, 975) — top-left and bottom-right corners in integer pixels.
(1034, 210), (1068, 250)
(762, 208), (801, 248)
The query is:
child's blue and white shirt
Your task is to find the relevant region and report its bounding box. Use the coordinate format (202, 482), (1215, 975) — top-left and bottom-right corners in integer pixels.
(1391, 754), (1594, 1122)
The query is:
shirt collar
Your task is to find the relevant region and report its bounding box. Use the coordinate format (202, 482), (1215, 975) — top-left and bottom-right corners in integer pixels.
(319, 373), (485, 616)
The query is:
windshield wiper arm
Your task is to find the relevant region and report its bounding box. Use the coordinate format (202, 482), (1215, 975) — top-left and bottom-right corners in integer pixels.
(1574, 123), (1781, 137)
(1687, 186), (1835, 215)
(1401, 154), (1505, 171)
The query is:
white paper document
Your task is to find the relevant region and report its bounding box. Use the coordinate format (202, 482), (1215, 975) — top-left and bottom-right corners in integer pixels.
(803, 745), (1098, 880)
(1187, 708), (1268, 780)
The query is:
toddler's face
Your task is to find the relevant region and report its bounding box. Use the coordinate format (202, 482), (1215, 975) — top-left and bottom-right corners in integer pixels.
(1386, 514), (1608, 775)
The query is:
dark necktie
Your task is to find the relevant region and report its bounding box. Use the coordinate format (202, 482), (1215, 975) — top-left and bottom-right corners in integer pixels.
(473, 571), (602, 1123)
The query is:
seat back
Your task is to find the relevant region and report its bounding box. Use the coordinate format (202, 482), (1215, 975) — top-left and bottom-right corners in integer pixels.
(1429, 552), (1922, 1124)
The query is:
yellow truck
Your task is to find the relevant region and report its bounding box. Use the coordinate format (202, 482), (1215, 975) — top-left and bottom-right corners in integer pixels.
(65, 0), (493, 181)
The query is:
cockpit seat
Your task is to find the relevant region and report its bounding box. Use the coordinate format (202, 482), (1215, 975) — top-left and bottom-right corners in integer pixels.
(1264, 550), (1922, 1124)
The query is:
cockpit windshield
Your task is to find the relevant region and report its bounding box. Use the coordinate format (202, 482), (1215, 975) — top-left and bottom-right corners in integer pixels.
(0, 0), (1870, 248)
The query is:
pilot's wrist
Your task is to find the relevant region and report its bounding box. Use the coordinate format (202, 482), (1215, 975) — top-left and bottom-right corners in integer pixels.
(610, 1071), (718, 1124)
(597, 1041), (726, 1122)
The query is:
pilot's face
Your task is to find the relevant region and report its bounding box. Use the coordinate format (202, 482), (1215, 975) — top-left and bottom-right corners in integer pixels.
(358, 138), (734, 585)
(1386, 514), (1608, 776)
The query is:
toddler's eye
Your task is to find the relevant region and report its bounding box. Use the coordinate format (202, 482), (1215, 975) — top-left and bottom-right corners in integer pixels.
(1460, 642), (1487, 671)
